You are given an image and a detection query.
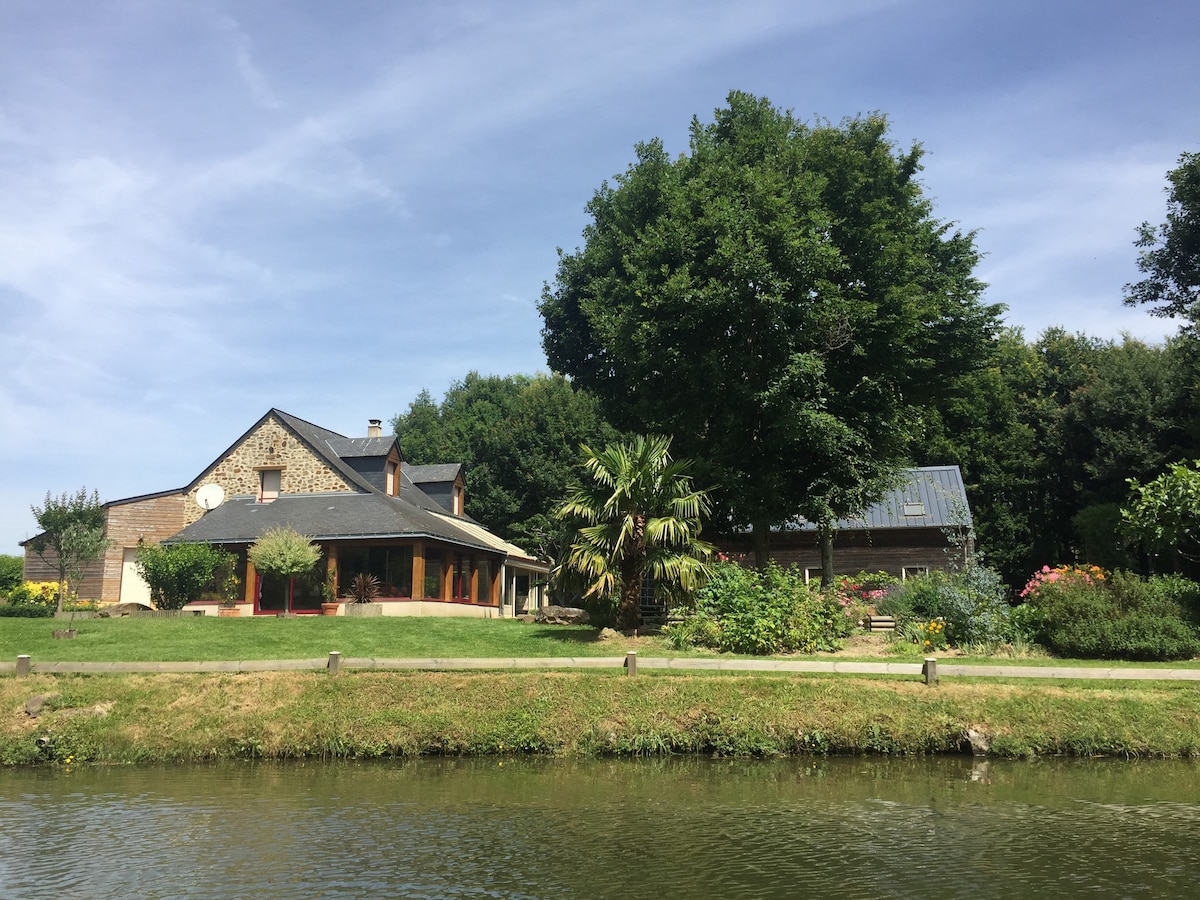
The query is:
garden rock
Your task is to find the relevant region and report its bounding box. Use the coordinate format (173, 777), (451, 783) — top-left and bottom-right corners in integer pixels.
(25, 693), (57, 718)
(97, 602), (152, 618)
(534, 605), (590, 625)
(597, 627), (622, 641)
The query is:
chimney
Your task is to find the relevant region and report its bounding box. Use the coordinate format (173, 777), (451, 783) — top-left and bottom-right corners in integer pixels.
(368, 418), (382, 438)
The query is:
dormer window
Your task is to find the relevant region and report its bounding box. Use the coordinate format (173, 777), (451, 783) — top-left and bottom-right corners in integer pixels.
(259, 469), (281, 503)
(452, 484), (463, 515)
(386, 461), (398, 496)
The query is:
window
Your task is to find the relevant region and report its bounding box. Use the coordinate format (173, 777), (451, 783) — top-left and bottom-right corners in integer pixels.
(902, 565), (929, 581)
(452, 554), (471, 600)
(259, 469), (281, 502)
(452, 484), (463, 515)
(386, 461), (397, 496)
(803, 567), (823, 585)
(424, 549), (444, 599)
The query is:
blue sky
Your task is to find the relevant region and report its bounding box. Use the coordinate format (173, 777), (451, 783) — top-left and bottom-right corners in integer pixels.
(2, 0), (1198, 554)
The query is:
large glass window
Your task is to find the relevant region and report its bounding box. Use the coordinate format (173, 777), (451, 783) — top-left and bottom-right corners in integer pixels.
(337, 545), (413, 598)
(452, 554), (470, 600)
(424, 549), (443, 599)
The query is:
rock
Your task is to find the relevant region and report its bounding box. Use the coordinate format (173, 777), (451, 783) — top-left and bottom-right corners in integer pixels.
(966, 727), (991, 757)
(515, 614), (537, 623)
(97, 602), (153, 618)
(25, 693), (57, 718)
(597, 627), (622, 641)
(534, 605), (591, 625)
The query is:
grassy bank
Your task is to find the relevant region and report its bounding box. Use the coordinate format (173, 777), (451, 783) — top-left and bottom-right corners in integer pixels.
(5, 669), (1200, 766)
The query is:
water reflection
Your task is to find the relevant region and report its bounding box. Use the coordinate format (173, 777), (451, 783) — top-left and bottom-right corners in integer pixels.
(2, 757), (1199, 898)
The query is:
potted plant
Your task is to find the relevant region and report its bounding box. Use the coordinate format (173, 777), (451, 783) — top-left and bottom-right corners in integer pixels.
(348, 573), (381, 603)
(320, 566), (340, 616)
(219, 573), (242, 617)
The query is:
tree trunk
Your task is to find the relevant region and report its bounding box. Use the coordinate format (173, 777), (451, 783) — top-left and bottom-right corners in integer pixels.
(751, 520), (771, 568)
(616, 572), (642, 632)
(818, 521), (835, 588)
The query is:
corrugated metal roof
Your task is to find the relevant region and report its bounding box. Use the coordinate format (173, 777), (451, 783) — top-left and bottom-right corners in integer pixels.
(784, 466), (972, 531)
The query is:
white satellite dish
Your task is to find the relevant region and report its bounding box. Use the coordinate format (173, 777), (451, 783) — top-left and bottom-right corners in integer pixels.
(196, 483), (226, 511)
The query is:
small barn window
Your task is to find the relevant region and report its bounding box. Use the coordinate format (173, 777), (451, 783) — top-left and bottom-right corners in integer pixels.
(902, 565), (929, 581)
(259, 469), (281, 503)
(902, 502), (926, 517)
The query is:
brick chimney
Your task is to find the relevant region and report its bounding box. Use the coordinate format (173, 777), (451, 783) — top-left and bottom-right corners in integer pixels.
(368, 419), (382, 438)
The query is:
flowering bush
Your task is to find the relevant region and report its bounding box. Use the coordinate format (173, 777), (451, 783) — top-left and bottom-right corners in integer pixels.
(1019, 564), (1106, 601)
(904, 617), (947, 652)
(1022, 569), (1200, 661)
(832, 572), (893, 622)
(5, 581), (60, 607)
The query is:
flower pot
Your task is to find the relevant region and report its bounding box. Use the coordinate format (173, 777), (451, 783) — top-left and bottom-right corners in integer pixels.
(320, 602), (340, 616)
(53, 629), (78, 639)
(218, 607), (240, 617)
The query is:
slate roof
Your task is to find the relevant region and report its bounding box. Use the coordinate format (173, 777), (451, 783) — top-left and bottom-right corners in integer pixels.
(170, 491), (499, 552)
(403, 463), (464, 483)
(784, 466), (972, 532)
(167, 408), (544, 562)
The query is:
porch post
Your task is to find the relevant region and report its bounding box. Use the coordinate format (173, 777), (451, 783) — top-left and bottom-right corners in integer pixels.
(411, 540), (426, 599)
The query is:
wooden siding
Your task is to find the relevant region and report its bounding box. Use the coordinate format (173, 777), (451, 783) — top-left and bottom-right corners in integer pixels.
(718, 527), (972, 579)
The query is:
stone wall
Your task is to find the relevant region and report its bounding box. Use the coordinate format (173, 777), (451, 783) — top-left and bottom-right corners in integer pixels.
(184, 414), (355, 525)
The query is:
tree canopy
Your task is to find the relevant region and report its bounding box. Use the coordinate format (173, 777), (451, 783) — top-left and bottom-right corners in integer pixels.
(540, 91), (1003, 570)
(392, 372), (624, 560)
(1125, 151), (1200, 328)
(27, 487), (111, 612)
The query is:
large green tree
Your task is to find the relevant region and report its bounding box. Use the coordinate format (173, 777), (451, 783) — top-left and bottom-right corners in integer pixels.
(1125, 151), (1200, 328)
(540, 92), (1002, 575)
(27, 487), (111, 612)
(558, 435), (713, 631)
(393, 372), (624, 559)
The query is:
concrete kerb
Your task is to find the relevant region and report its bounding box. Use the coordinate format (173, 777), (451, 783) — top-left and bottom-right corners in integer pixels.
(5, 655), (1200, 681)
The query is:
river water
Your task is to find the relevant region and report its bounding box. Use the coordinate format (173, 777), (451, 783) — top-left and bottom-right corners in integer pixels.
(2, 756), (1199, 898)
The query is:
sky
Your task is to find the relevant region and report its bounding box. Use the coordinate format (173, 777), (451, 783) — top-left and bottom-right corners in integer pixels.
(2, 0), (1198, 554)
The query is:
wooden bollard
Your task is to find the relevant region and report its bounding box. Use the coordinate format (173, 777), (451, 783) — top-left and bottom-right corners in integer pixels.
(327, 651), (341, 675)
(923, 657), (938, 685)
(624, 650), (637, 676)
(16, 655), (31, 678)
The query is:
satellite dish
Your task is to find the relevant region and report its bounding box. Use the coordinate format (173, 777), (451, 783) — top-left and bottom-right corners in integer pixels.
(196, 483), (225, 511)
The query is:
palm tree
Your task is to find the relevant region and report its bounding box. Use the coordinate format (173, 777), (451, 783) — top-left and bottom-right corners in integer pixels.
(558, 435), (714, 631)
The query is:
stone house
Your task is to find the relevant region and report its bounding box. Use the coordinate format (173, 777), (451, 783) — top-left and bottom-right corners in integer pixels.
(718, 466), (974, 580)
(23, 409), (548, 617)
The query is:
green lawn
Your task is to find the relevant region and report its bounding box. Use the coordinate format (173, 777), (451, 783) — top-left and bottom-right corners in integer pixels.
(0, 616), (639, 663)
(4, 615), (1200, 668)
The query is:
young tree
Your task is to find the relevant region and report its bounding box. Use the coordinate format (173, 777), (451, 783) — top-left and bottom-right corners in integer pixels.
(558, 435), (713, 631)
(27, 487), (111, 612)
(135, 542), (236, 610)
(1125, 151), (1200, 328)
(247, 527), (322, 614)
(541, 92), (1002, 569)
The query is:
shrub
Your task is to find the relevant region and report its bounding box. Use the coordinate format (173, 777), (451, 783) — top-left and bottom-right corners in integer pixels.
(667, 561), (845, 655)
(136, 543), (237, 610)
(1029, 569), (1200, 661)
(5, 581), (60, 608)
(0, 604), (53, 618)
(886, 565), (1013, 648)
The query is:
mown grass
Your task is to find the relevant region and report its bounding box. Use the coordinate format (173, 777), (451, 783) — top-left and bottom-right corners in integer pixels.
(5, 616), (1200, 668)
(0, 616), (620, 663)
(5, 670), (1200, 766)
